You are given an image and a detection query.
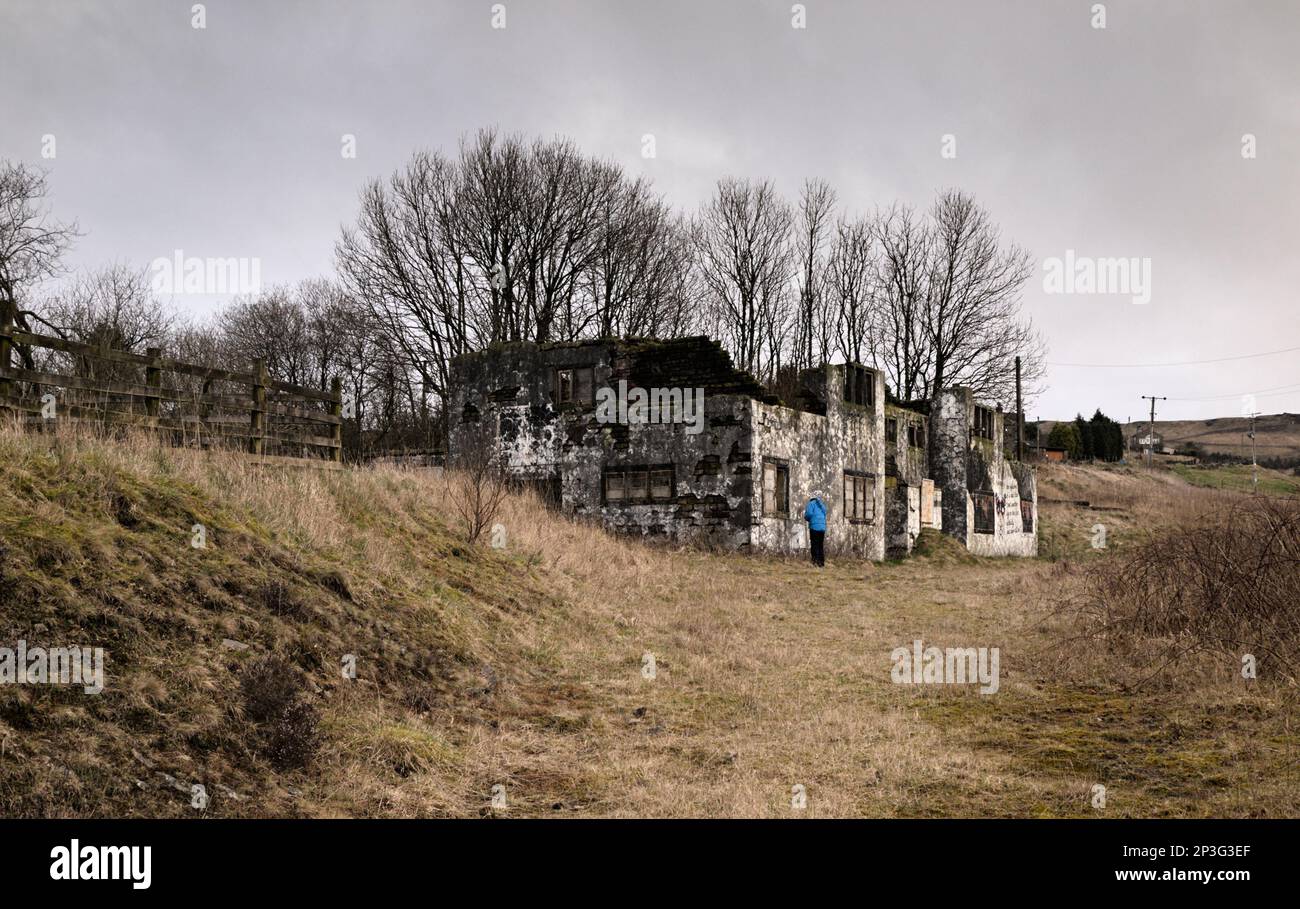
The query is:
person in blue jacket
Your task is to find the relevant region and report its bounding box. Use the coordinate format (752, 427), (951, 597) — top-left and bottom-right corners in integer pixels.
(804, 489), (827, 567)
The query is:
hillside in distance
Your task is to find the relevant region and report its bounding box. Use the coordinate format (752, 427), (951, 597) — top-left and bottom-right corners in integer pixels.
(1118, 412), (1300, 459)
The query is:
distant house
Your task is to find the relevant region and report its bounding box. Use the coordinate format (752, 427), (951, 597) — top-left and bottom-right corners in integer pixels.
(1041, 447), (1069, 463)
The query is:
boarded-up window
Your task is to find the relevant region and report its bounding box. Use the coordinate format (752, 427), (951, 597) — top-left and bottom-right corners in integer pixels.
(920, 478), (934, 525)
(605, 465), (674, 504)
(605, 470), (626, 502)
(1020, 498), (1034, 533)
(844, 472), (875, 522)
(762, 459), (789, 517)
(972, 493), (995, 534)
(650, 468), (673, 500)
(627, 469), (648, 500)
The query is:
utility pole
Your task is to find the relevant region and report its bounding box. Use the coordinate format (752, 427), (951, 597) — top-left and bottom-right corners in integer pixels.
(1141, 395), (1166, 468)
(1247, 411), (1261, 494)
(1015, 356), (1023, 461)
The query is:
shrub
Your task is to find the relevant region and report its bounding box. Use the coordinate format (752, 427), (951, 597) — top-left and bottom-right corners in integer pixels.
(239, 655), (320, 770)
(1069, 496), (1300, 683)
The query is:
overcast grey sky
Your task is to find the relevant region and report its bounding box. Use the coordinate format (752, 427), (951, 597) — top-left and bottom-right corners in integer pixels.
(2, 0), (1297, 422)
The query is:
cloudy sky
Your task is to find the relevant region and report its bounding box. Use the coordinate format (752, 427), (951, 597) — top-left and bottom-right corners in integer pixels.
(2, 0), (1297, 422)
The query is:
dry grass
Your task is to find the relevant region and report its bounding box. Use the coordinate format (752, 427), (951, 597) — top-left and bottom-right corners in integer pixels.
(1, 423), (1297, 817)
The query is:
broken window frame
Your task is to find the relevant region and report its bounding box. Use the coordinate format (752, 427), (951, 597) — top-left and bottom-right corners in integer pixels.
(555, 366), (594, 406)
(907, 420), (927, 450)
(843, 470), (876, 523)
(842, 365), (875, 408)
(972, 405), (995, 440)
(762, 457), (790, 518)
(603, 464), (675, 505)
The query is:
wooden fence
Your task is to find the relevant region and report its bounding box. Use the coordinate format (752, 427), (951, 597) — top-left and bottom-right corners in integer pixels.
(0, 303), (342, 464)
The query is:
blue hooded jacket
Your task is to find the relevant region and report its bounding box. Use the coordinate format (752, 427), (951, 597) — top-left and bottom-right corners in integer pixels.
(804, 497), (827, 532)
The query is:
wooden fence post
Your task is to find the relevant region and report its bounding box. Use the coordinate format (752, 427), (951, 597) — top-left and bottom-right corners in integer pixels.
(329, 376), (343, 463)
(145, 346), (162, 428)
(0, 298), (13, 404)
(249, 359), (267, 455)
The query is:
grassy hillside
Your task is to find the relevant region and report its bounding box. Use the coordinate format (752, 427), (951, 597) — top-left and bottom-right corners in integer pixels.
(1120, 412), (1300, 460)
(1, 427), (1297, 817)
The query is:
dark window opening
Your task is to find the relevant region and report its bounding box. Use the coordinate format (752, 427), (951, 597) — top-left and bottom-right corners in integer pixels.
(461, 403), (480, 424)
(972, 493), (995, 534)
(556, 367), (594, 405)
(844, 471), (876, 523)
(908, 420), (927, 449)
(1020, 498), (1034, 533)
(762, 458), (789, 517)
(886, 418), (898, 446)
(843, 365), (874, 408)
(973, 405), (995, 440)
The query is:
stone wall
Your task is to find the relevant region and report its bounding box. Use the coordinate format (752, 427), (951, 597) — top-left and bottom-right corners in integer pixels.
(749, 364), (885, 559)
(884, 404), (930, 557)
(930, 387), (1037, 557)
(450, 341), (1032, 561)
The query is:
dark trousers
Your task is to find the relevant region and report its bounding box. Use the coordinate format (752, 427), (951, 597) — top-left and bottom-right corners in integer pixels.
(810, 529), (825, 567)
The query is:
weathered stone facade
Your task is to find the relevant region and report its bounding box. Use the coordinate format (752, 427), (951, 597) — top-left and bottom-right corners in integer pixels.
(883, 403), (939, 558)
(929, 388), (1038, 557)
(448, 337), (1035, 560)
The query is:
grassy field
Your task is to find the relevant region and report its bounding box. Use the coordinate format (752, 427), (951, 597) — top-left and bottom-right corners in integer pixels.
(1170, 462), (1300, 496)
(0, 426), (1296, 817)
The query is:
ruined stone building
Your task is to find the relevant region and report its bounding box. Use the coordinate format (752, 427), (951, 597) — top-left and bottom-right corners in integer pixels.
(448, 336), (1037, 560)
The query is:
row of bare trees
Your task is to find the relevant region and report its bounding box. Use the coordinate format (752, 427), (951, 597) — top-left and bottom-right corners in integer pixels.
(3, 130), (1046, 457)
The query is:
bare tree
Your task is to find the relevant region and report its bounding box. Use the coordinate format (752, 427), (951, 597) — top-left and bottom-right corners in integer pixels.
(693, 178), (794, 379)
(0, 162), (79, 362)
(38, 263), (172, 352)
(873, 204), (934, 402)
(445, 423), (510, 545)
(921, 190), (1043, 406)
(793, 178), (836, 370)
(827, 215), (877, 366)
(219, 285), (311, 385)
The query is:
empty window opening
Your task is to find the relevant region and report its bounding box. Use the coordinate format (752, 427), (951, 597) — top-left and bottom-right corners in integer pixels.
(843, 365), (874, 408)
(556, 367), (594, 405)
(973, 405), (995, 440)
(908, 420), (927, 449)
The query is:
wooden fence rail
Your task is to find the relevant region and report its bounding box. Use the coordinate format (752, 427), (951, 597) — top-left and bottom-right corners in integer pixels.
(0, 302), (342, 463)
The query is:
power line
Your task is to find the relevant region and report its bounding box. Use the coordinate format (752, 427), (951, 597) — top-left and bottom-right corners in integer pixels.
(1166, 381), (1300, 402)
(1049, 344), (1300, 368)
